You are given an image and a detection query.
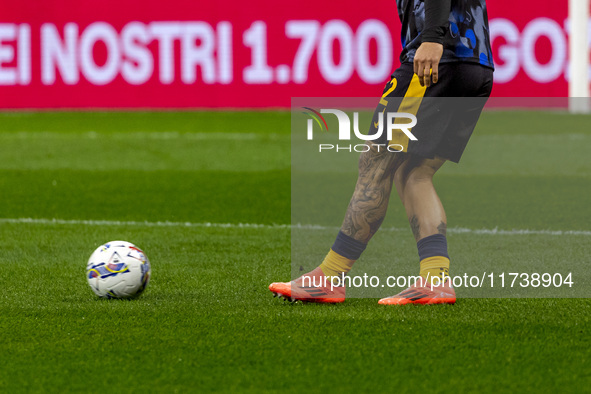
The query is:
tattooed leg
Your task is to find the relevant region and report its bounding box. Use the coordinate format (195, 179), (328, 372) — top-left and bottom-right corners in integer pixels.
(394, 155), (447, 241)
(340, 145), (404, 243)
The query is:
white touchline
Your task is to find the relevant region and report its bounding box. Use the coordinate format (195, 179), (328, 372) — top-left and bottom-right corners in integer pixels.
(0, 131), (287, 141)
(1, 218), (590, 236)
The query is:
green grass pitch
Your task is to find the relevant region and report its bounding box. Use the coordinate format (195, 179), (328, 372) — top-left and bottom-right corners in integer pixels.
(0, 111), (590, 392)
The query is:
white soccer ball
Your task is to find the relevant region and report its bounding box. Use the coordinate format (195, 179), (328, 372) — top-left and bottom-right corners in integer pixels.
(86, 240), (151, 299)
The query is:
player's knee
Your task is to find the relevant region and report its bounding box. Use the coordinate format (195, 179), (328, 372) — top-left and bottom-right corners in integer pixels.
(406, 166), (435, 185)
(398, 160), (439, 186)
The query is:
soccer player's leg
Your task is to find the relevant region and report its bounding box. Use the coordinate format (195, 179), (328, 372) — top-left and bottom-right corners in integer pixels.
(270, 73), (412, 303)
(378, 155), (456, 305)
(269, 143), (404, 303)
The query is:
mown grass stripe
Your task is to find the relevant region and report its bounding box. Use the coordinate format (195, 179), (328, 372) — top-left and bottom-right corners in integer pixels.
(1, 217), (590, 236)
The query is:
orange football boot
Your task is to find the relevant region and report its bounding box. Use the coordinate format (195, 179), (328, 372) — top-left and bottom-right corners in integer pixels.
(269, 267), (345, 303)
(378, 277), (456, 305)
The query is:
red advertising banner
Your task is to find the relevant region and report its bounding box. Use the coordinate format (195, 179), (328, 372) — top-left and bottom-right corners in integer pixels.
(487, 1), (570, 97)
(0, 0), (575, 108)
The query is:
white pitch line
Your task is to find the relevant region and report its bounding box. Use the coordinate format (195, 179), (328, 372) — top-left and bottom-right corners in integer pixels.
(0, 218), (590, 236)
(448, 227), (591, 236)
(0, 131), (287, 141)
(0, 217), (291, 229)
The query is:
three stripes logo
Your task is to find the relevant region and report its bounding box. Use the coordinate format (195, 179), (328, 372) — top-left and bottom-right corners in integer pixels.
(397, 288), (430, 302)
(301, 287), (328, 297)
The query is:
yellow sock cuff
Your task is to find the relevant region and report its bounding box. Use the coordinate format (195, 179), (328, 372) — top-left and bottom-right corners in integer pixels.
(419, 256), (450, 283)
(319, 249), (356, 278)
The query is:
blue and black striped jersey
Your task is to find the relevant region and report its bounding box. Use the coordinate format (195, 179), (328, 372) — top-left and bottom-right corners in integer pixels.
(397, 0), (494, 69)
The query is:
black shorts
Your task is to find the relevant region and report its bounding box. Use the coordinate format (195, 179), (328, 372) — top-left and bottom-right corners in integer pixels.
(370, 62), (493, 163)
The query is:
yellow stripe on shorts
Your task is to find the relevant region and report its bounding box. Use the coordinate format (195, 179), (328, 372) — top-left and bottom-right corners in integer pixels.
(389, 74), (427, 152)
